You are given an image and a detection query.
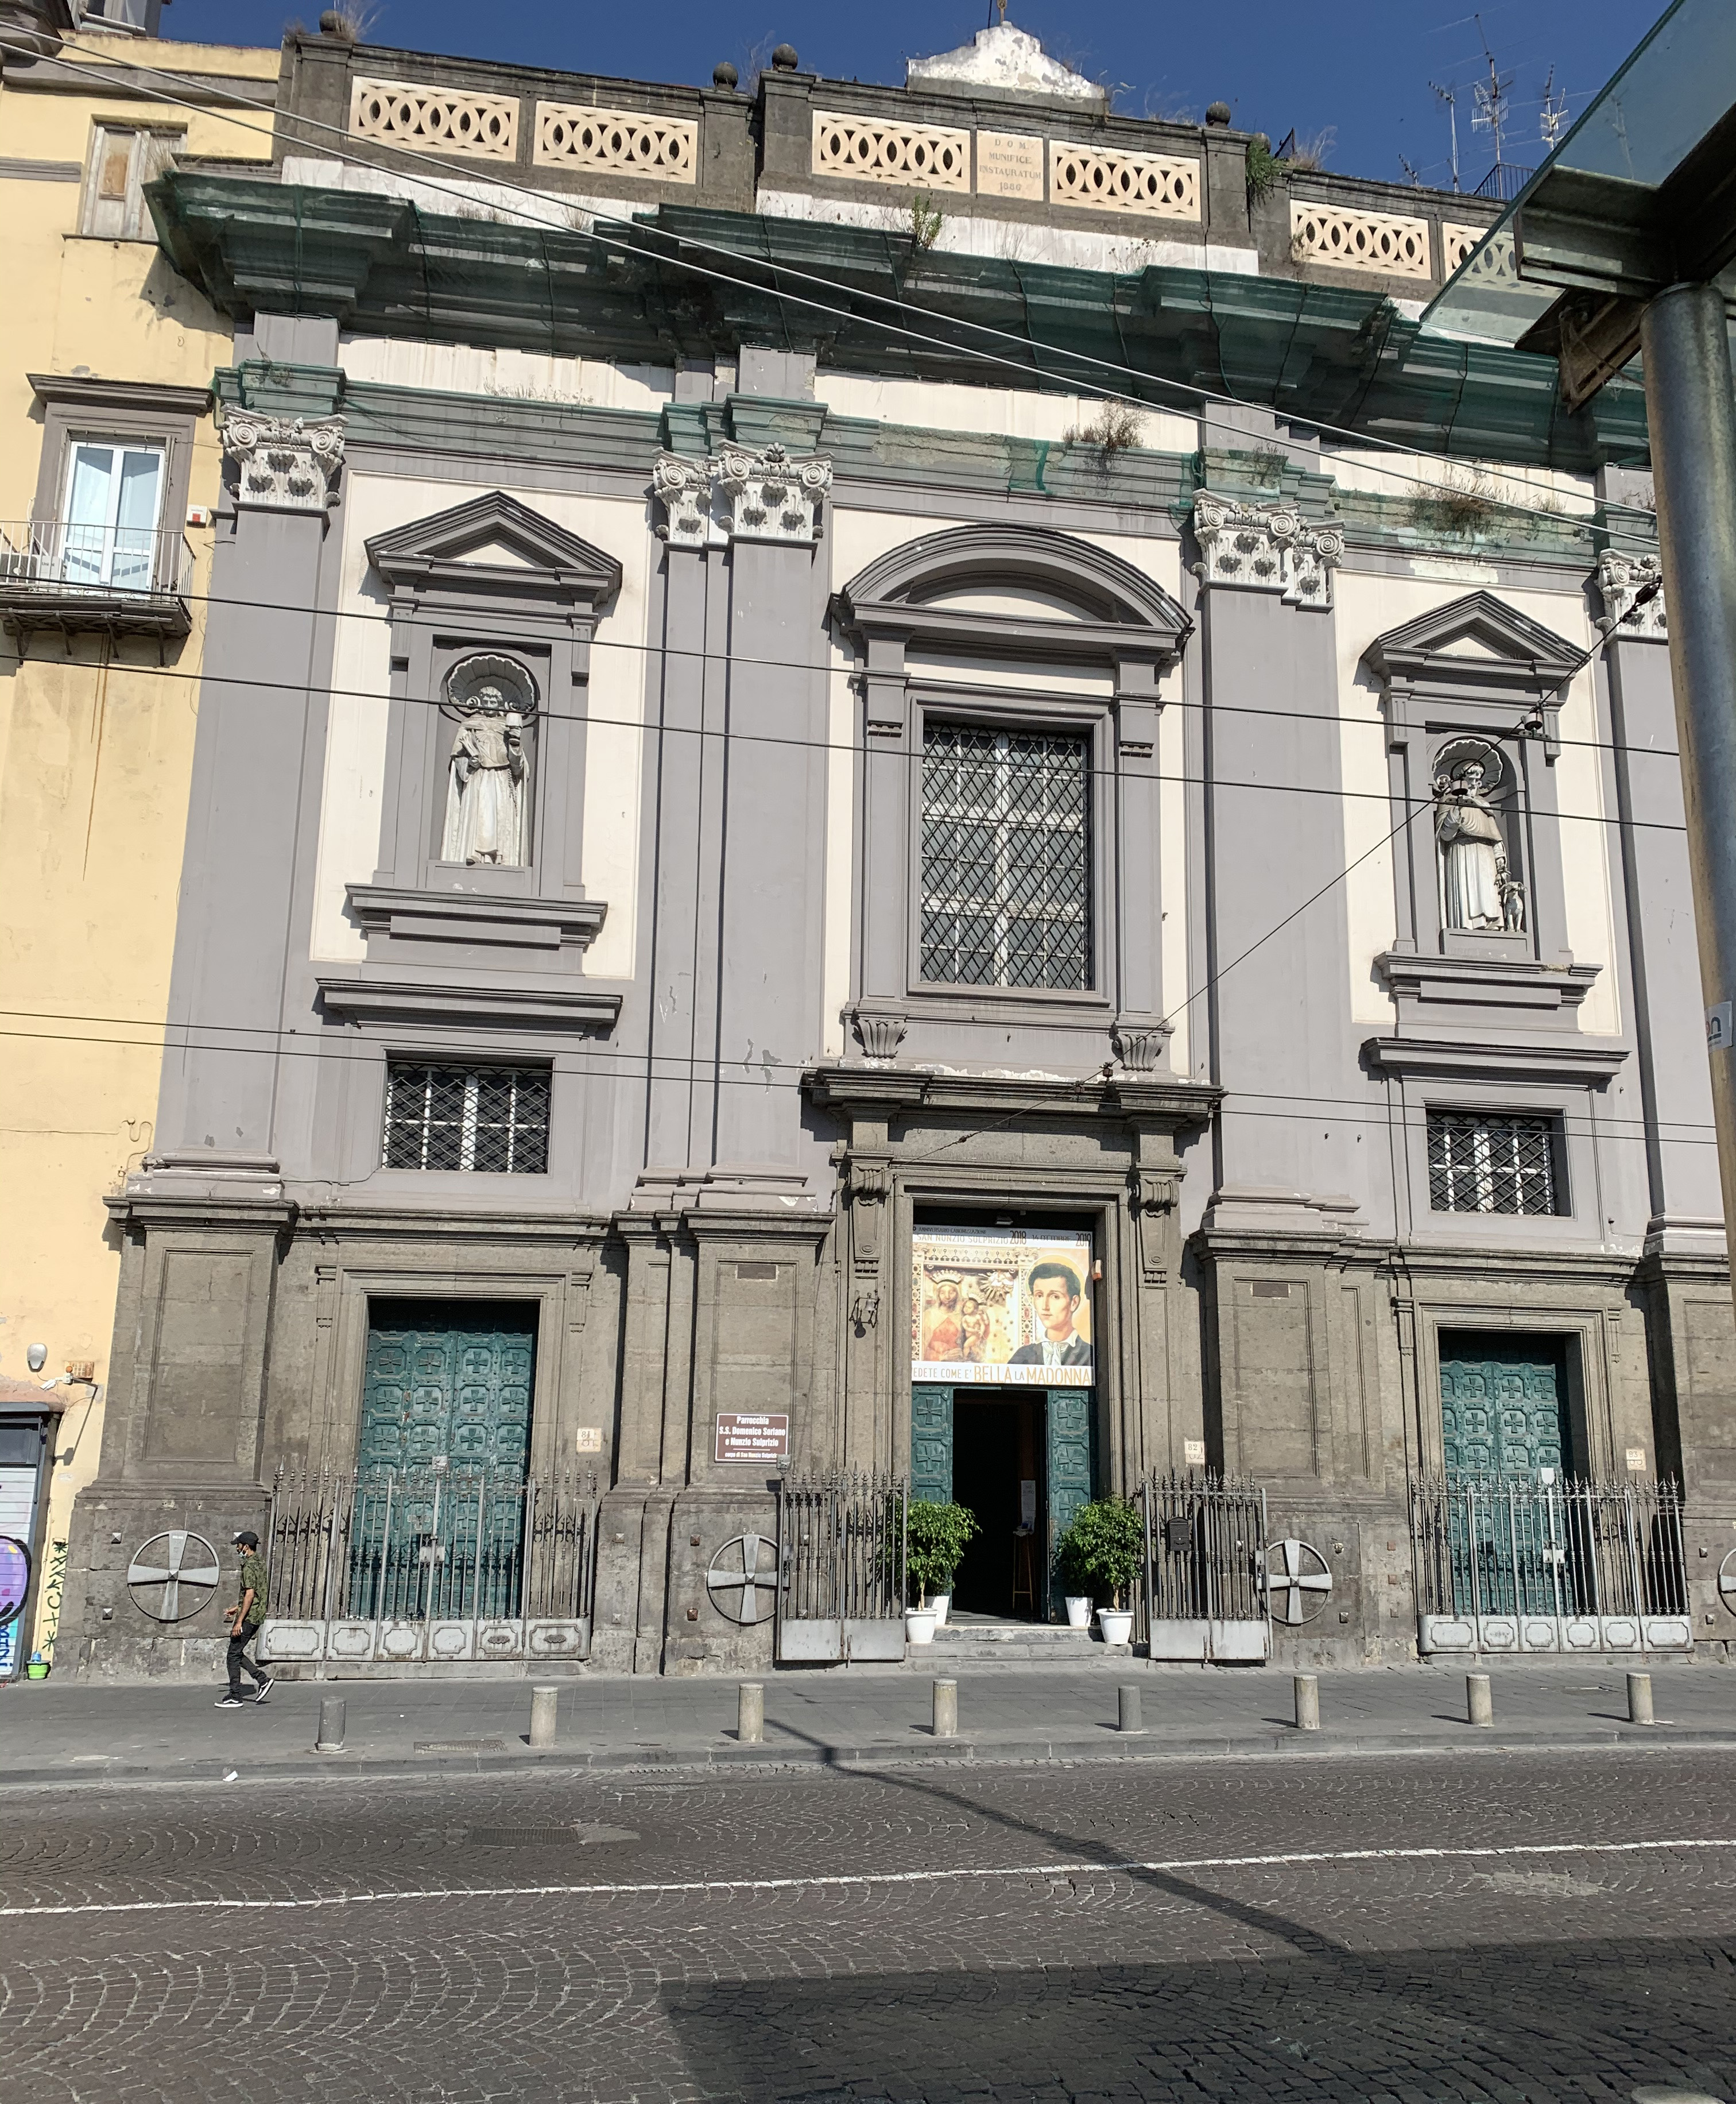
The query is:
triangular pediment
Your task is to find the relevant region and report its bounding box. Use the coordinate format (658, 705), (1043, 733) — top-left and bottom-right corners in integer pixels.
(365, 490), (622, 605)
(1362, 590), (1582, 687)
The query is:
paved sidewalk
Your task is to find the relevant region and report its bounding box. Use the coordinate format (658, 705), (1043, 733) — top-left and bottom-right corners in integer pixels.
(5, 1656), (1735, 1787)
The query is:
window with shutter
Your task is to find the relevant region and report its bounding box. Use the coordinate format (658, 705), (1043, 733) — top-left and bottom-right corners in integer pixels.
(81, 126), (180, 239)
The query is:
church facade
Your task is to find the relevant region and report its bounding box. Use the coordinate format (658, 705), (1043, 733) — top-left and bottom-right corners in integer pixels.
(55, 18), (1736, 1677)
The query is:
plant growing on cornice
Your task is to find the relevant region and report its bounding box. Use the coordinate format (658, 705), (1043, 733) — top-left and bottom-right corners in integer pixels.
(909, 193), (945, 251)
(1409, 465), (1505, 543)
(1064, 401), (1144, 462)
(1249, 443), (1288, 487)
(1286, 127), (1336, 173)
(1245, 133), (1282, 206)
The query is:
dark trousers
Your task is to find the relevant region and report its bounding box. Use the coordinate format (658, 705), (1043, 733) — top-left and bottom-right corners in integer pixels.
(227, 1626), (268, 1697)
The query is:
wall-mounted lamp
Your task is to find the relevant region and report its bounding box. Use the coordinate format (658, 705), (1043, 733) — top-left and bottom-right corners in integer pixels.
(25, 1344), (46, 1372)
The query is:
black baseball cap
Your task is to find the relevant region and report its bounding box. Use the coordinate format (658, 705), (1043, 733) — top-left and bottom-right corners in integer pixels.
(232, 1530), (259, 1549)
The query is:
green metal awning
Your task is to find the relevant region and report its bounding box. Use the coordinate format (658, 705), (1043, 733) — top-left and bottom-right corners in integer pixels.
(1423, 0), (1736, 403)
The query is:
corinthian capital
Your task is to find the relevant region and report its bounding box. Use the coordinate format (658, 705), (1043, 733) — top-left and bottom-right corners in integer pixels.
(224, 415), (346, 513)
(1192, 489), (1342, 608)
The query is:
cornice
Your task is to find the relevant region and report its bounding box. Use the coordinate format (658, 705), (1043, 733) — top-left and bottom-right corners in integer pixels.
(30, 372), (212, 419)
(805, 1061), (1219, 1124)
(1363, 1033), (1629, 1084)
(149, 174), (1652, 475)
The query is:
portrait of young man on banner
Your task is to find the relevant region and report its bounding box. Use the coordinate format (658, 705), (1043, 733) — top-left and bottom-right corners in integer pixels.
(910, 1228), (1094, 1386)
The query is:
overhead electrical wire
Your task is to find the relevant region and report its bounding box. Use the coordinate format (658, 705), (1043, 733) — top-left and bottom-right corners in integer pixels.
(0, 31), (1672, 550)
(0, 37), (1702, 1175)
(6, 563), (1681, 773)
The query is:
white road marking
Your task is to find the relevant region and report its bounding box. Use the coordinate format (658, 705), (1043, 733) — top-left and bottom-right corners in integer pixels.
(3, 1835), (1734, 1919)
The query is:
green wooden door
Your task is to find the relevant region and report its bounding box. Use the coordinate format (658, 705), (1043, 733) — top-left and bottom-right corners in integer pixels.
(1439, 1336), (1569, 1477)
(359, 1302), (537, 1476)
(910, 1384), (954, 1505)
(1045, 1387), (1094, 1617)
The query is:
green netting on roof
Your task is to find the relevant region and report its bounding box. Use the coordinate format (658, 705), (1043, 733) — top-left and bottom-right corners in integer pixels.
(148, 172), (1652, 471)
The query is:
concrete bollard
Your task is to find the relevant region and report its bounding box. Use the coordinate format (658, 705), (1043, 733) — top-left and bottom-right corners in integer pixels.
(1117, 1683), (1143, 1734)
(932, 1677), (958, 1739)
(1467, 1672), (1493, 1727)
(738, 1681), (764, 1745)
(315, 1695), (346, 1753)
(529, 1684), (559, 1750)
(1628, 1670), (1656, 1726)
(1294, 1673), (1320, 1731)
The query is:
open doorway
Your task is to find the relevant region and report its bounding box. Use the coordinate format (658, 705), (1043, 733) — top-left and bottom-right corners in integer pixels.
(950, 1389), (1045, 1619)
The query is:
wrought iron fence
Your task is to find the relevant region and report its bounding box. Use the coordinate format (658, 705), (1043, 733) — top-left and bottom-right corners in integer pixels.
(777, 1472), (907, 1662)
(264, 1465), (598, 1664)
(1410, 1473), (1690, 1652)
(0, 519), (193, 598)
(1138, 1469), (1270, 1661)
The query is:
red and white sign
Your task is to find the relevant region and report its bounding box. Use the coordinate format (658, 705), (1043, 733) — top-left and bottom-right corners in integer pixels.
(714, 1412), (790, 1463)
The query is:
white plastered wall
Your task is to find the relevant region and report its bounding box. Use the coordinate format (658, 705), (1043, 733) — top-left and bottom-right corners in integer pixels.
(310, 472), (652, 980)
(1331, 568), (1618, 1037)
(339, 335), (675, 411)
(818, 371), (1196, 456)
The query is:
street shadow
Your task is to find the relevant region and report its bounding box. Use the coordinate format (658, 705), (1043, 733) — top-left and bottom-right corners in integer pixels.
(658, 1935), (1736, 2102)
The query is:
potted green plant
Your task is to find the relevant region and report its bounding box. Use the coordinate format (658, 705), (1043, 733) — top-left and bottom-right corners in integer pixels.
(1053, 1529), (1095, 1630)
(905, 1500), (979, 1643)
(1053, 1499), (1144, 1646)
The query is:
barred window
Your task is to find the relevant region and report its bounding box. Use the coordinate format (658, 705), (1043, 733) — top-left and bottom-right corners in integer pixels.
(383, 1062), (551, 1174)
(920, 721), (1092, 990)
(1427, 1110), (1561, 1216)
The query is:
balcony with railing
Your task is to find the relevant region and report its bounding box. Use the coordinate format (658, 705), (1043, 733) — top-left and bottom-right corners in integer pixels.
(0, 519), (195, 640)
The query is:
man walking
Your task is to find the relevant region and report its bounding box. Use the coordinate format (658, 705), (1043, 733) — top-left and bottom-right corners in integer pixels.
(216, 1529), (274, 1709)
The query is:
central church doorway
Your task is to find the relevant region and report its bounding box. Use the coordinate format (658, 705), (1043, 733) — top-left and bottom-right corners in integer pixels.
(909, 1219), (1098, 1620)
(950, 1390), (1044, 1617)
(910, 1383), (1095, 1620)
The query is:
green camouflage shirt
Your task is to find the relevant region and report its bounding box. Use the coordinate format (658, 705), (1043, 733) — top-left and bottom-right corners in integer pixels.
(236, 1552), (268, 1630)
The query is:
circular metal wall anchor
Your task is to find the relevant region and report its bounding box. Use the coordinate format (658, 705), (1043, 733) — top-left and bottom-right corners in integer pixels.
(705, 1534), (780, 1626)
(1718, 1547), (1736, 1614)
(1265, 1538), (1333, 1626)
(126, 1530), (222, 1623)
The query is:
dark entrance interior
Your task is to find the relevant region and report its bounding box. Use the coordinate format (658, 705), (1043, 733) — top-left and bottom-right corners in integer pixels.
(950, 1390), (1045, 1619)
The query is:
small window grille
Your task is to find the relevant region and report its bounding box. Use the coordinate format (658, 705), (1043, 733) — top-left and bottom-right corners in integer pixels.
(1427, 1110), (1560, 1216)
(920, 721), (1092, 991)
(382, 1062), (551, 1174)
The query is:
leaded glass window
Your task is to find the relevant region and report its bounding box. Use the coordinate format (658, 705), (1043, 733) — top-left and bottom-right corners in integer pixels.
(1427, 1110), (1560, 1216)
(920, 721), (1092, 991)
(383, 1062), (551, 1174)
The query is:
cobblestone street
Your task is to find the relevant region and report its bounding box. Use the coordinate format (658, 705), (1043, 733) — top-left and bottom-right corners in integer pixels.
(5, 1747), (1736, 2102)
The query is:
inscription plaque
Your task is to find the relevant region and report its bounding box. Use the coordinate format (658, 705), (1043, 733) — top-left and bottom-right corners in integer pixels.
(976, 130), (1044, 201)
(715, 1411), (791, 1463)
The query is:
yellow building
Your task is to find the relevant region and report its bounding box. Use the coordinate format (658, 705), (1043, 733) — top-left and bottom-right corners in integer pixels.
(0, 3), (278, 1672)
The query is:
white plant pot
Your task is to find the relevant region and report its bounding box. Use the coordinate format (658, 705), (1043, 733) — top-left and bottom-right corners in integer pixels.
(1064, 1595), (1092, 1630)
(931, 1593), (951, 1628)
(1097, 1607), (1134, 1647)
(905, 1607), (938, 1646)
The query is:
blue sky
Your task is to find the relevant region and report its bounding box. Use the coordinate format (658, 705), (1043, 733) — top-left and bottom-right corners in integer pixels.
(166, 0), (1667, 194)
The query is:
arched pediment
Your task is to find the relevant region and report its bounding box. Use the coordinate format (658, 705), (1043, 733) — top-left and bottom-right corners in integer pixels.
(832, 523), (1190, 665)
(1362, 590), (1582, 697)
(365, 489), (622, 612)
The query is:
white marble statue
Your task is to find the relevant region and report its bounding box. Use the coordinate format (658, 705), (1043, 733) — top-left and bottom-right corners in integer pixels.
(441, 684), (528, 866)
(1435, 760), (1505, 932)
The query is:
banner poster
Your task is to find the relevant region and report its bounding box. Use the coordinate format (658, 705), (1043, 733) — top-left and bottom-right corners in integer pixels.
(910, 1227), (1094, 1387)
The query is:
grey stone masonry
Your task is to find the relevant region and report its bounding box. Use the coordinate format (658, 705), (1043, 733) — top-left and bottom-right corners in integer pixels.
(57, 18), (1734, 1680)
